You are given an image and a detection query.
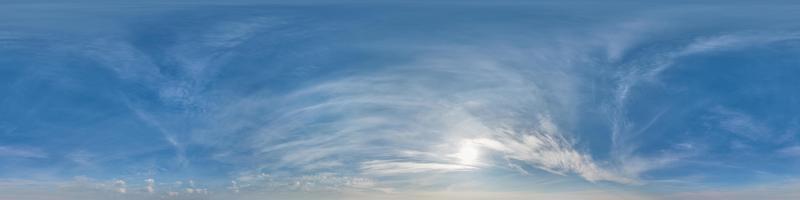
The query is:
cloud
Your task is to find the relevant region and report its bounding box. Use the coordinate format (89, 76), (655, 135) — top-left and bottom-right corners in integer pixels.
(360, 160), (476, 175)
(0, 177), (653, 200)
(471, 116), (635, 184)
(664, 180), (800, 200)
(229, 181), (240, 193)
(144, 179), (154, 194)
(66, 150), (94, 166)
(8, 4), (687, 188)
(710, 106), (770, 140)
(5, 3), (800, 199)
(201, 16), (283, 49)
(0, 146), (47, 159)
(194, 40), (639, 185)
(79, 38), (163, 85)
(114, 180), (127, 194)
(778, 146), (800, 157)
(0, 177), (223, 200)
(125, 103), (189, 167)
(679, 32), (800, 56)
(596, 28), (800, 184)
(229, 172), (383, 194)
(339, 190), (656, 200)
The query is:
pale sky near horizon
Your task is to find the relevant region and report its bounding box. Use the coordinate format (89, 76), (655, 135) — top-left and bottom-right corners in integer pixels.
(2, 1), (800, 200)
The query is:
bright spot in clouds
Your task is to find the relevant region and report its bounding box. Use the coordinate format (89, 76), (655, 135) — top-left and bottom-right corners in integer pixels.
(454, 141), (481, 165)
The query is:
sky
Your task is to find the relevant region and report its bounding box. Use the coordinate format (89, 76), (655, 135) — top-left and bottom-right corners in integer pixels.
(1, 1), (800, 200)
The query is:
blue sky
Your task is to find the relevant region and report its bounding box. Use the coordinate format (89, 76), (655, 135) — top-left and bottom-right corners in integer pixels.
(2, 1), (800, 199)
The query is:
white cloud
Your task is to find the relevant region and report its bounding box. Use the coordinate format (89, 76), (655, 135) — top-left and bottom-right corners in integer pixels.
(596, 29), (800, 184)
(184, 19), (672, 186)
(229, 172), (382, 194)
(125, 103), (188, 167)
(679, 33), (800, 55)
(144, 179), (154, 194)
(114, 180), (126, 194)
(469, 116), (634, 184)
(200, 44), (624, 184)
(360, 160), (477, 175)
(229, 181), (240, 193)
(21, 6), (800, 197)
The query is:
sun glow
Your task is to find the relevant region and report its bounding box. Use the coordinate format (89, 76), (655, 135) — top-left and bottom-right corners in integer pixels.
(454, 142), (480, 165)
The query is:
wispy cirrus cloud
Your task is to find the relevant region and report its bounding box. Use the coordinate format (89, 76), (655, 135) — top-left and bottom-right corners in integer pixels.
(599, 26), (800, 183)
(360, 160), (477, 175)
(4, 2), (800, 199)
(0, 146), (47, 159)
(709, 106), (771, 141)
(194, 34), (641, 185)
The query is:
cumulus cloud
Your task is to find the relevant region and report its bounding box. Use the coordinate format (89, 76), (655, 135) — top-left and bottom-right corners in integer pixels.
(144, 179), (155, 194)
(229, 181), (240, 193)
(114, 180), (127, 194)
(228, 172), (382, 194)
